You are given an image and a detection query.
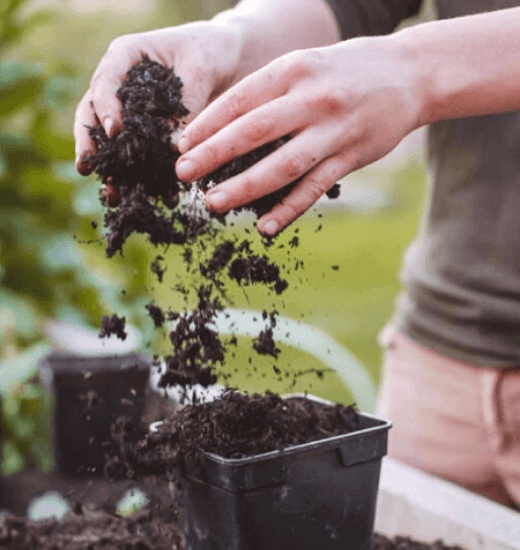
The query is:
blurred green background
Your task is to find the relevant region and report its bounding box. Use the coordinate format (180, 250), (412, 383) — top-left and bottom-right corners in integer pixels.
(0, 0), (430, 474)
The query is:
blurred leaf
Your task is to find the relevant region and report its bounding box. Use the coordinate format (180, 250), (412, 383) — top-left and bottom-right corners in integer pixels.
(0, 60), (44, 118)
(44, 74), (83, 111)
(32, 110), (75, 160)
(41, 235), (82, 272)
(2, 441), (24, 476)
(0, 288), (40, 339)
(0, 342), (50, 393)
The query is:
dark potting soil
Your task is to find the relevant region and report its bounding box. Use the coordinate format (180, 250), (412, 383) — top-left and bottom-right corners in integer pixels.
(104, 393), (360, 480)
(0, 507), (183, 550)
(99, 314), (127, 341)
(372, 534), (467, 550)
(0, 510), (467, 550)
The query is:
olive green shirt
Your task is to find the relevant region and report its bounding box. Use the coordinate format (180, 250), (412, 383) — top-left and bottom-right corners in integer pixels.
(325, 0), (520, 367)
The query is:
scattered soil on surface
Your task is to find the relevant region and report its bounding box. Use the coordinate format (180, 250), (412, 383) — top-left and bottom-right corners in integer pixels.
(372, 534), (466, 550)
(0, 510), (468, 550)
(0, 507), (183, 550)
(104, 394), (360, 480)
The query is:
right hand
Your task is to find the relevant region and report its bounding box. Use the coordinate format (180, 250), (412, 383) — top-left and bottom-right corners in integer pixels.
(73, 21), (243, 178)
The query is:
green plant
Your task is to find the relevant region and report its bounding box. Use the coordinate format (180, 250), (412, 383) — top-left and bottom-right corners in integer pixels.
(0, 0), (155, 474)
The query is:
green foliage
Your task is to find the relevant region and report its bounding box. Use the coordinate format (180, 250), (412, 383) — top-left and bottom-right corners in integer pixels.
(0, 0), (154, 474)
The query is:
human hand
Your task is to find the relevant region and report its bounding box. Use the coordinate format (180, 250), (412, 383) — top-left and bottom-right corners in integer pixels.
(73, 21), (243, 182)
(176, 36), (425, 236)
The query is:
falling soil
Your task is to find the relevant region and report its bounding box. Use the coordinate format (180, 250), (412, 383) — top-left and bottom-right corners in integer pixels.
(89, 55), (300, 388)
(104, 393), (360, 480)
(99, 314), (127, 341)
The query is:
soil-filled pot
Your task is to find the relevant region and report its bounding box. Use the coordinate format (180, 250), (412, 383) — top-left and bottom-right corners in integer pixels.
(39, 353), (150, 477)
(181, 395), (391, 550)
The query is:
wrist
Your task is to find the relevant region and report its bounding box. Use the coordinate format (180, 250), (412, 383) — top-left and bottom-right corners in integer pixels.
(390, 28), (436, 129)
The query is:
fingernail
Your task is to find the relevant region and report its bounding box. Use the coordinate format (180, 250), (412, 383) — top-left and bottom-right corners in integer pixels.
(104, 117), (113, 137)
(178, 135), (188, 153)
(176, 158), (196, 178)
(206, 191), (228, 212)
(262, 220), (279, 236)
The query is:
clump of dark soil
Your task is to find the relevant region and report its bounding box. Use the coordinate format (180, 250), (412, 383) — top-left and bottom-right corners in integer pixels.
(0, 507), (183, 550)
(87, 55), (188, 202)
(199, 136), (341, 217)
(86, 54), (340, 257)
(104, 393), (360, 480)
(372, 534), (466, 550)
(99, 314), (127, 341)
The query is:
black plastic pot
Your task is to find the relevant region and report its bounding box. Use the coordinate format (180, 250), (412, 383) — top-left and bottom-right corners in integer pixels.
(182, 395), (391, 550)
(39, 353), (150, 477)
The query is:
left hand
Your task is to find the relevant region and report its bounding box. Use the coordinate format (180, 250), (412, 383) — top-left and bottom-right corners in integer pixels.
(175, 36), (425, 236)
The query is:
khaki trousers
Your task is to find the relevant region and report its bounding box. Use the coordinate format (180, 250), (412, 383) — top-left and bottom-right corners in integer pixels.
(377, 331), (520, 508)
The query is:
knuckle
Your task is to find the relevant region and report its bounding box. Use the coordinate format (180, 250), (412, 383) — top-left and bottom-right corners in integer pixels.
(279, 152), (306, 179)
(282, 49), (320, 81)
(311, 88), (342, 113)
(345, 150), (362, 174)
(224, 88), (249, 121)
(202, 141), (222, 170)
(306, 175), (329, 202)
(107, 34), (131, 53)
(246, 116), (273, 144)
(279, 200), (300, 224)
(239, 177), (257, 203)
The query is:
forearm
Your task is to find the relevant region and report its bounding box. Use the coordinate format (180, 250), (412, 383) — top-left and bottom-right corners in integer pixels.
(212, 0), (340, 80)
(394, 8), (520, 126)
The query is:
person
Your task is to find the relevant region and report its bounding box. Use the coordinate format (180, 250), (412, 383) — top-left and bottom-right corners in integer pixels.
(75, 1), (520, 508)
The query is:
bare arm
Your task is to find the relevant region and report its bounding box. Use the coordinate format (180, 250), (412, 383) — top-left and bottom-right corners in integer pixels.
(176, 7), (520, 236)
(213, 0), (341, 79)
(398, 8), (520, 125)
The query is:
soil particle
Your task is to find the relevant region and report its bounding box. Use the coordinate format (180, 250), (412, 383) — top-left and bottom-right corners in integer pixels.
(228, 240), (288, 294)
(99, 314), (127, 341)
(145, 303), (165, 328)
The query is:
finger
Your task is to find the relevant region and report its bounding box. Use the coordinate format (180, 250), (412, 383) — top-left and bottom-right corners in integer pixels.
(90, 39), (139, 138)
(256, 155), (351, 236)
(178, 61), (289, 155)
(176, 95), (308, 182)
(167, 67), (214, 153)
(102, 178), (121, 206)
(204, 128), (332, 214)
(74, 91), (99, 175)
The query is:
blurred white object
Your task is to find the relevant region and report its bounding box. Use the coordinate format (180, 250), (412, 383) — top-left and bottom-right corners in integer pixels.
(44, 319), (142, 356)
(27, 491), (70, 521)
(116, 487), (149, 517)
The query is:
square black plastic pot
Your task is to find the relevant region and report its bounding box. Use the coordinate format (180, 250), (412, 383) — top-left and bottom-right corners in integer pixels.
(181, 395), (391, 550)
(38, 353), (150, 477)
